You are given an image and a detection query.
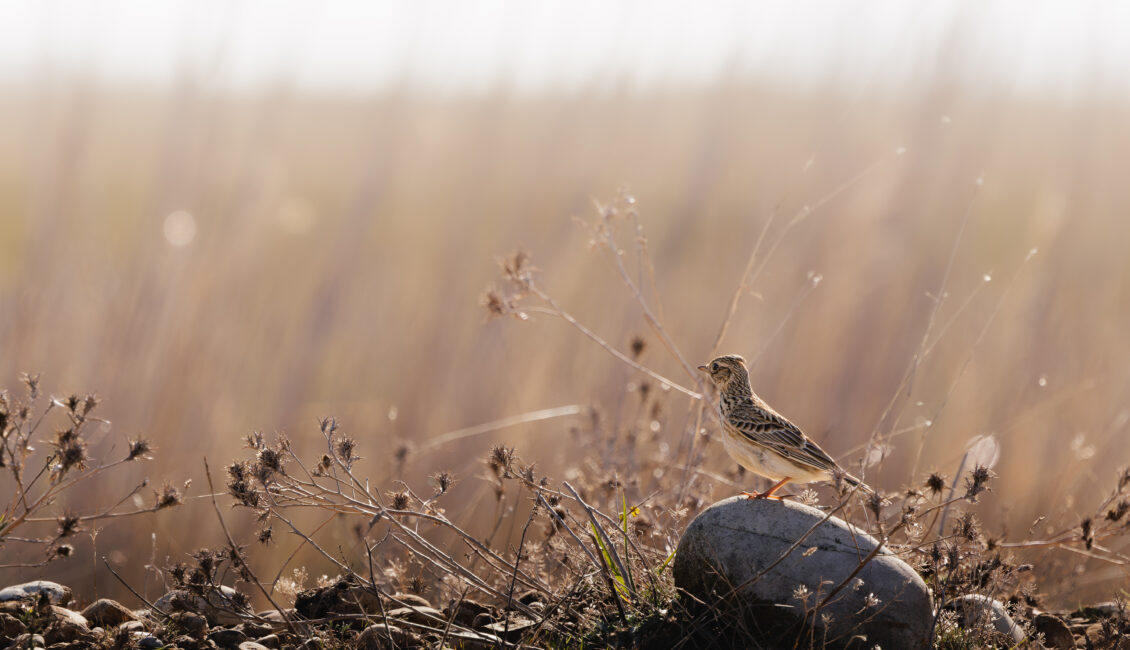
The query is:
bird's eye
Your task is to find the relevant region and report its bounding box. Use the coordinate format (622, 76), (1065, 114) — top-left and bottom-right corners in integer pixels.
(710, 362), (719, 372)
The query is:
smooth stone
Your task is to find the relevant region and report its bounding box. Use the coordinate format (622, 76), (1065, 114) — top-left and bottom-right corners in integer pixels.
(7, 633), (45, 647)
(385, 605), (443, 625)
(136, 635), (166, 649)
(674, 496), (932, 649)
(444, 598), (494, 626)
(253, 633), (280, 649)
(238, 642), (271, 650)
(207, 627), (248, 647)
(295, 576), (383, 618)
(153, 587), (248, 626)
(119, 620), (147, 633)
(166, 610), (208, 638)
(1033, 612), (1075, 649)
(956, 594), (1024, 643)
(0, 582), (71, 605)
(233, 622), (272, 638)
(389, 593), (432, 609)
(80, 599), (136, 627)
(0, 612), (27, 638)
(255, 608), (294, 625)
(355, 623), (415, 650)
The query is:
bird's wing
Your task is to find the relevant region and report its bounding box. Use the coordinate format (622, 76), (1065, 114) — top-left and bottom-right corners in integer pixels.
(728, 407), (839, 473)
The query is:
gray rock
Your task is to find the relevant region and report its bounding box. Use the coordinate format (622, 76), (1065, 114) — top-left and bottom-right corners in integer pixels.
(0, 581), (71, 605)
(255, 608), (295, 625)
(239, 642), (271, 650)
(6, 632), (44, 649)
(1033, 612), (1074, 650)
(136, 634), (166, 649)
(42, 606), (91, 645)
(384, 605), (444, 625)
(956, 594), (1024, 643)
(253, 633), (280, 649)
(674, 496), (931, 649)
(445, 598), (494, 626)
(154, 587), (249, 626)
(390, 593), (432, 609)
(355, 623), (415, 650)
(0, 612), (27, 639)
(207, 627), (248, 647)
(167, 611), (208, 638)
(119, 620), (148, 633)
(80, 599), (136, 627)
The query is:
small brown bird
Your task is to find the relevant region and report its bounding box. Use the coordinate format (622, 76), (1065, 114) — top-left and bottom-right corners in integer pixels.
(698, 354), (872, 499)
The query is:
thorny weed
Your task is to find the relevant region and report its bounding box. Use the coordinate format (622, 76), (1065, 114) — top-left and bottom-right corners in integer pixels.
(0, 375), (184, 571)
(177, 192), (1130, 648)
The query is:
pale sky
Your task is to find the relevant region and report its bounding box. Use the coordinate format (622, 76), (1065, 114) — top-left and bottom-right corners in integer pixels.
(2, 0), (1129, 98)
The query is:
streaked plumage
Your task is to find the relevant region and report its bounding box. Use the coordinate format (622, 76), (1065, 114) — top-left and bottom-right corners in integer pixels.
(698, 354), (871, 499)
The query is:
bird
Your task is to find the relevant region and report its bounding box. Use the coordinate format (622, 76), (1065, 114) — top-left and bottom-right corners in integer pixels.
(698, 354), (872, 500)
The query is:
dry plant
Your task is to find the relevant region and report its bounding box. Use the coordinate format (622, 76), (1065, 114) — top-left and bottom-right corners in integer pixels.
(0, 374), (184, 571)
(182, 193), (1130, 648)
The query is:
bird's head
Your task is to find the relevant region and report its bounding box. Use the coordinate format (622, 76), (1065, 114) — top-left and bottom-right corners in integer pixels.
(697, 355), (748, 388)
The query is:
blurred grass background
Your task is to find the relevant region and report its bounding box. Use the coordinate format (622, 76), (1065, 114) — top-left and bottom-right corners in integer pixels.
(3, 2), (1130, 609)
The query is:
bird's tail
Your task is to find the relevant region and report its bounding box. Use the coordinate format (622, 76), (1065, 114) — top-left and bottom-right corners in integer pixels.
(839, 469), (875, 496)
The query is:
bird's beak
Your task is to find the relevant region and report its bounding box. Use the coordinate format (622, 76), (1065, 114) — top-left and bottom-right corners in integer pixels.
(696, 365), (709, 372)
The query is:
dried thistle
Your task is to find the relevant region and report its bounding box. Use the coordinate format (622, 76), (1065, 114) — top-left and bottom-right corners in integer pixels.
(335, 436), (357, 464)
(431, 470), (454, 494)
(925, 472), (947, 496)
(126, 436), (152, 461)
(499, 250), (534, 287)
(954, 511), (982, 542)
(963, 464), (995, 502)
(245, 431), (267, 450)
(488, 445), (514, 478)
(388, 491), (410, 511)
(21, 372), (40, 398)
(81, 394), (100, 416)
(154, 482), (184, 509)
(256, 446), (284, 475)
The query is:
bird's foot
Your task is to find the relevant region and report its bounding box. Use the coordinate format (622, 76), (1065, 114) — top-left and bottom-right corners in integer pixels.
(740, 491), (784, 501)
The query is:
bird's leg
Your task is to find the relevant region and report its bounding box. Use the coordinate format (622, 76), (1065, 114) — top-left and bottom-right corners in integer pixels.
(743, 477), (791, 500)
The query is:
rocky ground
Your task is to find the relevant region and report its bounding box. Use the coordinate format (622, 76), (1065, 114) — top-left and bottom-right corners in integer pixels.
(1, 576), (1128, 649)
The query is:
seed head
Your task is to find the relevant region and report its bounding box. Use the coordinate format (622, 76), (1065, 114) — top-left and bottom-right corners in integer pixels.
(963, 464), (994, 501)
(431, 470), (454, 494)
(82, 394), (100, 416)
(388, 491), (410, 511)
(21, 373), (40, 398)
(925, 472), (947, 496)
(954, 511), (981, 542)
(256, 447), (284, 474)
(335, 436), (357, 464)
(499, 250), (534, 287)
(57, 513), (81, 538)
(154, 482), (184, 509)
(126, 437), (152, 461)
